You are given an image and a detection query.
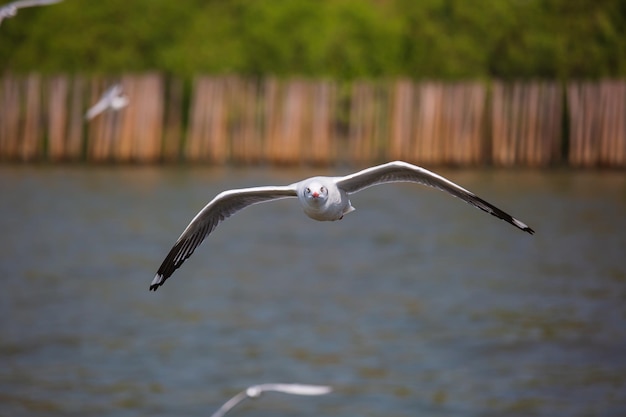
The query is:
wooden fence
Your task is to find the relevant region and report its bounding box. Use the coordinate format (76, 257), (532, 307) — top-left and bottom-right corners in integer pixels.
(1, 73), (625, 167)
(567, 80), (626, 167)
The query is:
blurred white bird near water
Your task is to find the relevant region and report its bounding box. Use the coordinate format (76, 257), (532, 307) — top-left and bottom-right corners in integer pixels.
(0, 0), (62, 26)
(210, 383), (332, 417)
(85, 83), (129, 121)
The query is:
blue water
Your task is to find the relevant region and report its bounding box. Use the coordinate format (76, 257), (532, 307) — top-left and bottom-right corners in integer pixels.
(1, 166), (625, 417)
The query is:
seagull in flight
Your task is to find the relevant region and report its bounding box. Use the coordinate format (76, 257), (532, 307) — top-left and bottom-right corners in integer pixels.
(0, 0), (63, 26)
(150, 161), (534, 291)
(210, 383), (332, 417)
(85, 83), (129, 120)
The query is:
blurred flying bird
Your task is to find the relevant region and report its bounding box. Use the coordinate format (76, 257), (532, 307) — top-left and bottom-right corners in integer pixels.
(150, 161), (535, 291)
(0, 0), (63, 26)
(210, 383), (332, 417)
(85, 83), (129, 121)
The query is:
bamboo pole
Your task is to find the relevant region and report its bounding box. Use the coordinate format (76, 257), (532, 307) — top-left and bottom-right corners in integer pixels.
(64, 75), (85, 161)
(544, 83), (562, 166)
(284, 80), (306, 164)
(186, 76), (229, 163)
(132, 73), (164, 163)
(0, 74), (21, 160)
(567, 82), (581, 166)
(579, 82), (593, 167)
(493, 81), (527, 167)
(265, 79), (307, 164)
(439, 83), (452, 163)
(429, 83), (445, 164)
(599, 81), (612, 166)
(389, 79), (413, 161)
(613, 81), (626, 166)
(442, 83), (485, 165)
(413, 82), (439, 165)
(263, 77), (279, 163)
(348, 81), (377, 163)
(510, 82), (522, 166)
(244, 78), (264, 163)
(186, 76), (208, 162)
(47, 75), (69, 161)
(524, 82), (538, 166)
(602, 80), (626, 167)
(308, 80), (335, 165)
(229, 77), (245, 163)
(583, 83), (597, 167)
(162, 76), (183, 162)
(469, 82), (486, 164)
(230, 78), (264, 164)
(440, 84), (455, 164)
(491, 81), (504, 166)
(86, 78), (106, 161)
(207, 77), (229, 163)
(454, 83), (475, 165)
(118, 75), (137, 162)
(21, 73), (43, 161)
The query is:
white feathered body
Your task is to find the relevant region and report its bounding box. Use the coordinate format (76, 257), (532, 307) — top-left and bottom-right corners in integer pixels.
(294, 177), (354, 221)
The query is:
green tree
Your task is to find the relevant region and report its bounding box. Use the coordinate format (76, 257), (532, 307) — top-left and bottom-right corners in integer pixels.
(0, 0), (624, 80)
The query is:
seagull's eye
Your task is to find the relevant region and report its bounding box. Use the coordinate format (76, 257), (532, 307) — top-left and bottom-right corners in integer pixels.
(305, 187), (310, 194)
(320, 186), (326, 193)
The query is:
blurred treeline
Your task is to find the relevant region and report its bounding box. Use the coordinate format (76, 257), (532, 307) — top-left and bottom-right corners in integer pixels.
(1, 0), (625, 80)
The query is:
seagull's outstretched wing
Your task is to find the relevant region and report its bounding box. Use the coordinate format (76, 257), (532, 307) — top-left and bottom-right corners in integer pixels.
(102, 83), (123, 100)
(211, 384), (332, 417)
(249, 384), (332, 396)
(335, 161), (534, 234)
(9, 0), (63, 9)
(1, 0), (62, 25)
(85, 99), (109, 120)
(150, 186), (297, 291)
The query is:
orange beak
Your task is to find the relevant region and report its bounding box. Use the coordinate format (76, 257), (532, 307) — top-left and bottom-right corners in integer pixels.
(312, 191), (319, 198)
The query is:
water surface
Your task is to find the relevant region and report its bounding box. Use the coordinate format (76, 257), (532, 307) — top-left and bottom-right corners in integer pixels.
(1, 166), (625, 417)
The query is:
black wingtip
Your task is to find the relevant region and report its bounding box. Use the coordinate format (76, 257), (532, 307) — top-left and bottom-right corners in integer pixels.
(514, 218), (535, 235)
(149, 274), (165, 291)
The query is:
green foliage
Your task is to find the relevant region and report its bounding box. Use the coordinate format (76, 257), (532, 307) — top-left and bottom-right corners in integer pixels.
(0, 0), (624, 80)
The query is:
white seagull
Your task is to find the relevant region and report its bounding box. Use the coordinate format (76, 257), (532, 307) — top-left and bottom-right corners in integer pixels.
(85, 83), (129, 120)
(210, 383), (332, 417)
(150, 160), (534, 291)
(0, 0), (63, 26)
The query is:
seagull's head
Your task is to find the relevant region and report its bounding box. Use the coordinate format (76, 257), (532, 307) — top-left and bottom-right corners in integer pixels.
(245, 386), (263, 398)
(303, 181), (328, 205)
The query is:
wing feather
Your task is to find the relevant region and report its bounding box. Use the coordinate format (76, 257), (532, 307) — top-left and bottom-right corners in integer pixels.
(150, 185), (297, 290)
(85, 99), (109, 120)
(336, 161), (534, 234)
(9, 0), (63, 10)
